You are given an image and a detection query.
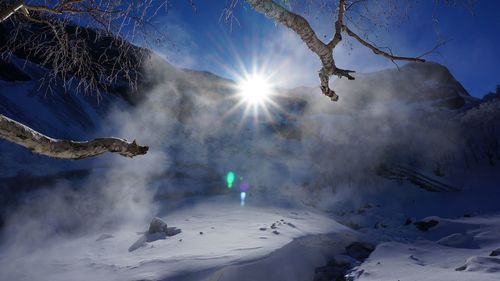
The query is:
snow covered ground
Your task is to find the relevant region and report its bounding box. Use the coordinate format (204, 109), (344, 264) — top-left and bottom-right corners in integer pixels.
(349, 215), (500, 281)
(4, 188), (500, 281)
(0, 195), (359, 281)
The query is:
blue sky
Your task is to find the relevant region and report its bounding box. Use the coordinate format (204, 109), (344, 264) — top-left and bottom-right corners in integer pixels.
(152, 1), (500, 98)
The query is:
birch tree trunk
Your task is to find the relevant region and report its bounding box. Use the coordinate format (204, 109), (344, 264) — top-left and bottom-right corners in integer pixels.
(0, 114), (148, 159)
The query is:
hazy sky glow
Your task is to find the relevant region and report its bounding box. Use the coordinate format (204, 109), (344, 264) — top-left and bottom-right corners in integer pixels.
(156, 1), (500, 98)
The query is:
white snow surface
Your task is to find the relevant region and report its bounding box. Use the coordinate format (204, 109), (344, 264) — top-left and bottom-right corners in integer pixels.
(346, 213), (500, 281)
(0, 196), (356, 281)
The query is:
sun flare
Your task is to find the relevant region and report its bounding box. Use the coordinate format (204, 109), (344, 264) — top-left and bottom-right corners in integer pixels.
(237, 74), (274, 105)
(223, 63), (284, 126)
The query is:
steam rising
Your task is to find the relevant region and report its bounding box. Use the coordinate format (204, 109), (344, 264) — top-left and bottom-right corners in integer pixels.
(0, 55), (471, 243)
(0, 45), (488, 281)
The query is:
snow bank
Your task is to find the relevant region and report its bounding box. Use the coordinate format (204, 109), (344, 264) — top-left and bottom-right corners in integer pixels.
(0, 197), (354, 281)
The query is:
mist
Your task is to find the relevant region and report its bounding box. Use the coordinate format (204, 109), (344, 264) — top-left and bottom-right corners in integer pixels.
(1, 51), (475, 244)
(4, 42), (500, 281)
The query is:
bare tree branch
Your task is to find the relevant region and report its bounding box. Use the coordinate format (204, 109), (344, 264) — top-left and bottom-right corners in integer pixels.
(343, 25), (425, 63)
(0, 0), (170, 159)
(327, 0), (345, 49)
(0, 0), (24, 22)
(0, 114), (148, 159)
(245, 0), (432, 101)
(245, 0), (355, 101)
(0, 0), (169, 96)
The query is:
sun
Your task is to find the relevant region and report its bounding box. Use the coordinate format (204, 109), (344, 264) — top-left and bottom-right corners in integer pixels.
(227, 71), (281, 124)
(223, 63), (284, 125)
(237, 74), (274, 105)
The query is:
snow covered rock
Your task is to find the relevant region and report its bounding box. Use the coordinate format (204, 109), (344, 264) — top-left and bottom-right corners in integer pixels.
(455, 256), (500, 273)
(148, 217), (169, 234)
(129, 217), (182, 252)
(147, 217), (182, 237)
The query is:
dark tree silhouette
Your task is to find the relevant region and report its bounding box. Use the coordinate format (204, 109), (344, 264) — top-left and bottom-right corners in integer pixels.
(0, 0), (169, 159)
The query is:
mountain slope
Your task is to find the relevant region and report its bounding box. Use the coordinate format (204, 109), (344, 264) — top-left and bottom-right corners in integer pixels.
(1, 30), (500, 280)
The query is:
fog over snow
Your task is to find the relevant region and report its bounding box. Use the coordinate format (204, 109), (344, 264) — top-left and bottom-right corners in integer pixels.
(1, 4), (500, 280)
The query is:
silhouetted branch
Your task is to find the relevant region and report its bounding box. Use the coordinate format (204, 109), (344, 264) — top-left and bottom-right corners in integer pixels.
(0, 114), (148, 159)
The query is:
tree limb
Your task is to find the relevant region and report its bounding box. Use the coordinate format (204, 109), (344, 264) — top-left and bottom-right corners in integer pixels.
(246, 0), (353, 100)
(245, 0), (428, 101)
(327, 0), (345, 49)
(0, 114), (148, 159)
(0, 0), (25, 22)
(343, 25), (426, 63)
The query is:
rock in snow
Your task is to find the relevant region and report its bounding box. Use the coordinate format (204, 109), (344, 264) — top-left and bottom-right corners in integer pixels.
(129, 217), (182, 252)
(490, 248), (500, 257)
(148, 217), (182, 236)
(455, 256), (500, 273)
(414, 218), (440, 232)
(148, 217), (169, 234)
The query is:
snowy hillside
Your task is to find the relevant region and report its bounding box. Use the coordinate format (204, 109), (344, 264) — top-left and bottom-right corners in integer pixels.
(1, 36), (500, 281)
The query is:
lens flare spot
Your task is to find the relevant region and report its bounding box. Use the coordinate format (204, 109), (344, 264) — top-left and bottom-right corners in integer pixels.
(240, 191), (247, 207)
(226, 171), (235, 188)
(239, 182), (249, 192)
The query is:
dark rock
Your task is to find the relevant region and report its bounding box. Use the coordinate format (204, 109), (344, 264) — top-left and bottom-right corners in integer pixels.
(148, 217), (181, 237)
(414, 219), (439, 231)
(270, 223), (277, 229)
(490, 248), (500, 257)
(148, 217), (168, 234)
(404, 218), (414, 226)
(199, 231), (203, 235)
(259, 227), (267, 231)
(286, 222), (296, 228)
(345, 242), (375, 260)
(272, 230), (280, 235)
